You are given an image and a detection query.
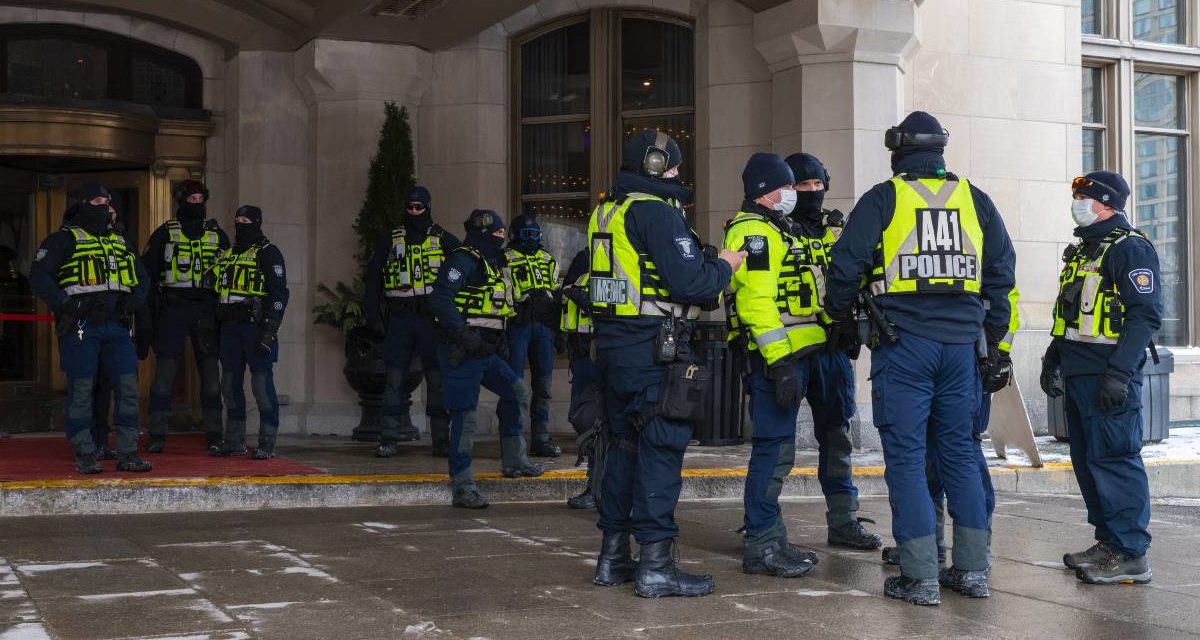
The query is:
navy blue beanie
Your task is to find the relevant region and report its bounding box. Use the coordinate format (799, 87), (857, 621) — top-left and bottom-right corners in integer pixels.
(898, 111), (944, 137)
(621, 129), (683, 175)
(407, 186), (431, 208)
(464, 209), (505, 236)
(742, 153), (795, 201)
(235, 205), (263, 224)
(1074, 170), (1129, 211)
(783, 153), (830, 189)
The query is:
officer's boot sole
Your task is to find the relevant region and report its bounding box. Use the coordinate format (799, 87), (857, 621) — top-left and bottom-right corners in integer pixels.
(634, 579), (715, 598)
(883, 576), (941, 606)
(1076, 567), (1152, 585)
(593, 561), (637, 587)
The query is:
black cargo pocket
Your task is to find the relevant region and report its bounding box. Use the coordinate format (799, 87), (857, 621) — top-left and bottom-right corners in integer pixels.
(1091, 409), (1143, 460)
(655, 362), (710, 423)
(869, 359), (892, 431)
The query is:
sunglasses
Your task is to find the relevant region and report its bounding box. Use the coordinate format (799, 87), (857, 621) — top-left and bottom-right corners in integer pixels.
(406, 203), (426, 212)
(1071, 176), (1122, 201)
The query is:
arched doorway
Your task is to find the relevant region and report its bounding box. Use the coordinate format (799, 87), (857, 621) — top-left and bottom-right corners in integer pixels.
(0, 24), (211, 434)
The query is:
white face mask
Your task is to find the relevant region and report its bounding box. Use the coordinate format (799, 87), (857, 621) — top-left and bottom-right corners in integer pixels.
(772, 189), (797, 215)
(1071, 198), (1098, 227)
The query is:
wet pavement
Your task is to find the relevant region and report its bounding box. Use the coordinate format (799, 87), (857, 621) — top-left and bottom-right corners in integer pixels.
(3, 494), (1200, 639)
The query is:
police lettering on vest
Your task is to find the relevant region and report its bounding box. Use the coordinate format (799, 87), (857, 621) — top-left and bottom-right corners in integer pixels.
(1052, 228), (1146, 345)
(161, 220), (224, 289)
(504, 248), (557, 302)
(870, 176), (983, 296)
(383, 226), (445, 297)
(213, 241), (268, 304)
(58, 226), (139, 296)
(587, 193), (700, 320)
(452, 246), (513, 330)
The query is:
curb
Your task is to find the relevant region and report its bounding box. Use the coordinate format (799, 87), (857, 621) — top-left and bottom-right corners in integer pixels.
(2, 459), (1198, 517)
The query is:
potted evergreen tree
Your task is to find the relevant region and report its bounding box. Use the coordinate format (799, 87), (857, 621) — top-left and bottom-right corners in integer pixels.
(313, 101), (416, 441)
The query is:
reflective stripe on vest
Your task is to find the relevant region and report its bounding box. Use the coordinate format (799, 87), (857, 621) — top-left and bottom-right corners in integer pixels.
(214, 242), (268, 304)
(452, 246), (512, 330)
(869, 176), (983, 296)
(57, 226), (139, 296)
(999, 286), (1021, 353)
(1051, 229), (1146, 346)
(586, 193), (700, 320)
(559, 272), (593, 335)
(504, 248), (557, 302)
(383, 226), (444, 298)
(162, 220), (223, 289)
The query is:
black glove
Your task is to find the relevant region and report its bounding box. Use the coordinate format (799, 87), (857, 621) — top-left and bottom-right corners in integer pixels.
(458, 328), (487, 358)
(1098, 368), (1131, 412)
(1040, 344), (1063, 398)
(701, 243), (719, 261)
(981, 344), (1013, 394)
(361, 315), (386, 342)
(530, 292), (559, 325)
(256, 319), (280, 357)
(825, 306), (858, 353)
(767, 354), (804, 408)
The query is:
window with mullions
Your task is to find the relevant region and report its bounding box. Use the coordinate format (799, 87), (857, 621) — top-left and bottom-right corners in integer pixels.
(1082, 66), (1106, 173)
(1133, 71), (1188, 345)
(1082, 0), (1102, 36)
(515, 12), (695, 266)
(1132, 0), (1186, 45)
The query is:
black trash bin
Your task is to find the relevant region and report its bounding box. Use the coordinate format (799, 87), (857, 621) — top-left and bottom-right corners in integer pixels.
(1047, 346), (1173, 443)
(690, 321), (746, 446)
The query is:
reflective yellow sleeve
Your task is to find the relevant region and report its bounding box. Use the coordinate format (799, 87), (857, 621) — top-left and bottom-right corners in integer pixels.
(1000, 286), (1021, 353)
(724, 220), (790, 365)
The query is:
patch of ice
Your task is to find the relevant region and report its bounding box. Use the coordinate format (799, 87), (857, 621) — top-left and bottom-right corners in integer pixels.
(359, 522), (399, 530)
(77, 588), (196, 601)
(1, 590), (26, 600)
(279, 566), (338, 582)
(1030, 560), (1067, 570)
(16, 562), (105, 575)
(158, 540), (261, 548)
(226, 601), (302, 610)
(182, 599), (236, 623)
(0, 623), (52, 640)
(403, 621), (439, 637)
(178, 572), (202, 581)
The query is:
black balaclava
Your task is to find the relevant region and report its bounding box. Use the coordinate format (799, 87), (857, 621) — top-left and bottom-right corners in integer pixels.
(463, 209), (506, 264)
(783, 153), (830, 222)
(509, 214), (541, 254)
(233, 205), (264, 251)
(74, 183), (112, 236)
(175, 179), (209, 231)
(403, 185), (433, 232)
(889, 111), (947, 176)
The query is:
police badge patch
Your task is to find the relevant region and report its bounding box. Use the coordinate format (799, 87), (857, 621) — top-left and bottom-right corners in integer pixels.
(448, 267), (462, 282)
(1129, 268), (1154, 294)
(674, 236), (697, 261)
(744, 235), (769, 271)
(745, 235), (766, 255)
(273, 265), (284, 277)
(35, 248), (46, 261)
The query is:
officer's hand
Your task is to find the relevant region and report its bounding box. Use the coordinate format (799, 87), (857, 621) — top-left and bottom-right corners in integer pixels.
(719, 249), (748, 272)
(1039, 345), (1063, 398)
(256, 320), (280, 357)
(767, 354), (804, 408)
(981, 344), (1012, 394)
(459, 328), (487, 357)
(1098, 368), (1131, 411)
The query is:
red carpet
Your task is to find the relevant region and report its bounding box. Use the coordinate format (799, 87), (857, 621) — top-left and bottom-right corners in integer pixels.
(0, 434), (324, 481)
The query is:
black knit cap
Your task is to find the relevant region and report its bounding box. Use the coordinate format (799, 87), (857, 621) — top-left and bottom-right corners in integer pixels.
(784, 153), (830, 189)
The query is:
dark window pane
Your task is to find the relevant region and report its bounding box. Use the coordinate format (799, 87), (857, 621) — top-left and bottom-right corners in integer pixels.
(621, 19), (693, 111)
(131, 55), (187, 108)
(1082, 129), (1103, 173)
(520, 121), (591, 195)
(522, 198), (590, 267)
(1133, 0), (1185, 44)
(622, 114), (695, 196)
(1135, 133), (1187, 345)
(1134, 73), (1182, 129)
(521, 21), (590, 118)
(1081, 0), (1100, 34)
(1082, 67), (1102, 124)
(0, 191), (36, 381)
(7, 38), (107, 100)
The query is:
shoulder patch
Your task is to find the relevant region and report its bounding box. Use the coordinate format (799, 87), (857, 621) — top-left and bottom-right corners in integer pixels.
(273, 265), (284, 277)
(744, 234), (771, 271)
(447, 267), (462, 283)
(744, 235), (767, 256)
(674, 236), (697, 261)
(35, 248), (47, 262)
(1128, 268), (1154, 294)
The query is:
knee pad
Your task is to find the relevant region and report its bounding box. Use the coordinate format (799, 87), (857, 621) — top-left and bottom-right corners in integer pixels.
(116, 373), (140, 418)
(512, 378), (532, 405)
(66, 377), (96, 422)
(250, 372), (276, 410)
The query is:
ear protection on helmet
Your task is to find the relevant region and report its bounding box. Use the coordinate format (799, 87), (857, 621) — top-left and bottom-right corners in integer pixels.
(884, 127), (949, 151)
(465, 210), (497, 232)
(173, 179), (210, 203)
(643, 130), (671, 178)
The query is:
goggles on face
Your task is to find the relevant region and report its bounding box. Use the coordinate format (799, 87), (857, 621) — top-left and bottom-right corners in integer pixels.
(1070, 176), (1122, 201)
(514, 227), (541, 241)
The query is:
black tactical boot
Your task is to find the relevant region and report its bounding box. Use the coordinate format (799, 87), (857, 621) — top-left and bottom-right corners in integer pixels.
(502, 461), (544, 478)
(115, 453), (153, 472)
(594, 533), (637, 587)
(376, 442), (398, 458)
(204, 431), (223, 452)
(452, 484), (489, 509)
(781, 543), (819, 566)
(1076, 550), (1152, 585)
(743, 540), (816, 578)
(431, 440), (449, 458)
(883, 545), (947, 566)
(828, 518), (883, 550)
(567, 487), (596, 510)
(95, 445), (118, 461)
(938, 566), (990, 598)
(634, 540), (714, 598)
(883, 575), (940, 606)
(530, 439), (561, 457)
(211, 442), (248, 457)
(75, 451), (102, 474)
(1063, 541), (1112, 569)
(252, 445), (275, 460)
(145, 434), (166, 454)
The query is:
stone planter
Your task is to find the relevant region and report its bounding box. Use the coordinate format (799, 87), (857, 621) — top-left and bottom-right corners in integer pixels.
(344, 334), (387, 442)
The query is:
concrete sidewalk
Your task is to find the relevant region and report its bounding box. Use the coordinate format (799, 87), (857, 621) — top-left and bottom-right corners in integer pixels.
(3, 495), (1200, 639)
(5, 430), (1200, 516)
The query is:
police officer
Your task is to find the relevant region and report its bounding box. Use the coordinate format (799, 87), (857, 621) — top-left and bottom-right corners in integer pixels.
(588, 129), (744, 598)
(29, 184), (152, 474)
(1043, 171), (1160, 585)
(363, 186), (459, 457)
(560, 248), (599, 509)
(429, 209), (544, 509)
(783, 152), (883, 551)
(210, 205), (289, 459)
(141, 180), (229, 453)
(723, 153), (823, 579)
(501, 214), (562, 457)
(824, 111), (1016, 605)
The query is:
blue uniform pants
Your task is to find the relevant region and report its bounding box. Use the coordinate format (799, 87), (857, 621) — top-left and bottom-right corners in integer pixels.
(436, 344), (531, 488)
(381, 313), (448, 445)
(596, 343), (693, 544)
(744, 357), (808, 538)
(149, 298), (222, 436)
(59, 320), (140, 455)
(219, 322), (278, 447)
(501, 321), (555, 442)
(805, 350), (860, 526)
(90, 369), (113, 449)
(1065, 374), (1151, 557)
(871, 331), (988, 579)
(927, 393), (997, 549)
